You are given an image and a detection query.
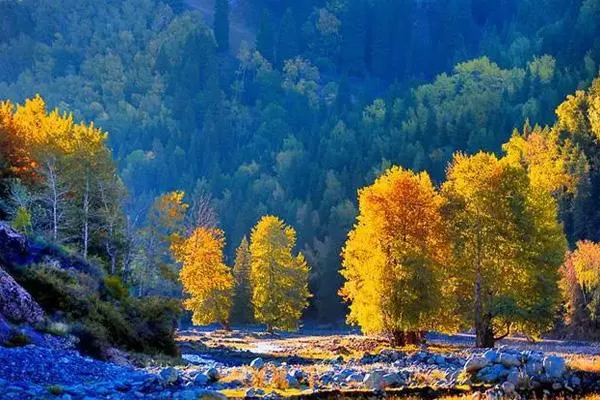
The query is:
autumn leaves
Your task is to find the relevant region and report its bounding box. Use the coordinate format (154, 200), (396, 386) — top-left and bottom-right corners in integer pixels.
(341, 152), (566, 347)
(173, 216), (310, 331)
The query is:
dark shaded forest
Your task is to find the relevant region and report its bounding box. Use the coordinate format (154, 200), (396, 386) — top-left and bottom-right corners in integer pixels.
(1, 0), (599, 323)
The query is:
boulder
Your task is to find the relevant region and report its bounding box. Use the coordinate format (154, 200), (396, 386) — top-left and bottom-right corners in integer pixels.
(206, 367), (219, 381)
(543, 356), (566, 379)
(0, 267), (44, 325)
(362, 371), (385, 390)
(525, 360), (543, 376)
(250, 357), (265, 369)
(498, 353), (521, 368)
(501, 381), (516, 395)
(159, 367), (180, 385)
(194, 373), (209, 386)
(483, 350), (498, 363)
(345, 373), (364, 383)
(465, 356), (490, 373)
(476, 364), (509, 383)
(285, 373), (300, 388)
(380, 373), (403, 388)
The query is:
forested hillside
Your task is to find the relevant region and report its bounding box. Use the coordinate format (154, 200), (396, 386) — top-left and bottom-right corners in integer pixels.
(1, 0), (599, 322)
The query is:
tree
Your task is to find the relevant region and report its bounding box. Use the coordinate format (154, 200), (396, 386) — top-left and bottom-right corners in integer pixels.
(276, 8), (300, 67)
(249, 215), (310, 332)
(256, 10), (275, 63)
(340, 166), (454, 345)
(231, 236), (253, 324)
(213, 0), (229, 53)
(442, 152), (567, 347)
(172, 227), (234, 328)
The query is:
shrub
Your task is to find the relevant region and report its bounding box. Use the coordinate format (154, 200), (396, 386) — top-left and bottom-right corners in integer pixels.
(4, 330), (32, 347)
(71, 321), (109, 359)
(43, 322), (70, 336)
(47, 385), (64, 396)
(103, 275), (129, 301)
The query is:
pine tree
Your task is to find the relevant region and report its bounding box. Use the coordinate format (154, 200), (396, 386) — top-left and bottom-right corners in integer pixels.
(340, 0), (367, 76)
(249, 216), (310, 332)
(232, 236), (253, 324)
(214, 0), (230, 53)
(256, 10), (275, 63)
(276, 8), (300, 67)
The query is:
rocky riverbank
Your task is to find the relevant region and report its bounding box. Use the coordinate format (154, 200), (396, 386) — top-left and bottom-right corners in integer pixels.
(3, 339), (599, 400)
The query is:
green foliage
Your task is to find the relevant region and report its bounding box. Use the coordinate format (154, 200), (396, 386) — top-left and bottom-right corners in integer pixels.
(4, 330), (32, 347)
(14, 264), (180, 358)
(104, 276), (129, 301)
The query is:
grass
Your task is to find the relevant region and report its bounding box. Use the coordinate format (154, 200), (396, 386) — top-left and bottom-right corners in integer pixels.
(47, 385), (64, 396)
(567, 355), (600, 373)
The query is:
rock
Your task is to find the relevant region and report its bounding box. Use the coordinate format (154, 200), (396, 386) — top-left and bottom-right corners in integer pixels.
(543, 356), (566, 379)
(477, 364), (509, 383)
(571, 375), (581, 388)
(193, 390), (227, 400)
(286, 373), (300, 388)
(159, 367), (180, 385)
(498, 353), (521, 368)
(250, 357), (265, 369)
(465, 356), (490, 373)
(345, 373), (364, 383)
(194, 373), (209, 386)
(552, 382), (562, 391)
(380, 373), (403, 388)
(483, 350), (498, 363)
(362, 371), (385, 390)
(501, 381), (515, 394)
(0, 267), (44, 325)
(206, 367), (219, 381)
(289, 369), (303, 380)
(525, 360), (543, 376)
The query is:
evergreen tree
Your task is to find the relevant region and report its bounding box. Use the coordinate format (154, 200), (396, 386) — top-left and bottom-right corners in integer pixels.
(256, 10), (275, 63)
(214, 0), (230, 53)
(231, 236), (253, 324)
(276, 8), (300, 67)
(341, 0), (367, 76)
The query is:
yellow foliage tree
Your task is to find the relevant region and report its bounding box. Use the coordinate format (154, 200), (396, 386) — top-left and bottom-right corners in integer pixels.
(172, 227), (234, 327)
(442, 152), (566, 347)
(249, 216), (310, 332)
(340, 166), (455, 345)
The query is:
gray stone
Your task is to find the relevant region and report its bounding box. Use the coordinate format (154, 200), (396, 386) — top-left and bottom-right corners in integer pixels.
(498, 353), (521, 368)
(345, 373), (364, 383)
(362, 371), (385, 390)
(525, 360), (543, 376)
(483, 350), (498, 363)
(543, 356), (566, 379)
(380, 373), (403, 388)
(286, 373), (300, 388)
(477, 364), (509, 383)
(571, 375), (581, 388)
(194, 373), (209, 386)
(465, 356), (491, 373)
(206, 367), (219, 381)
(501, 381), (515, 394)
(552, 382), (562, 391)
(250, 357), (265, 369)
(159, 367), (179, 385)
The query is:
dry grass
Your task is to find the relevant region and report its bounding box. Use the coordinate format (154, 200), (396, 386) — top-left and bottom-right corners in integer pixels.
(567, 355), (600, 373)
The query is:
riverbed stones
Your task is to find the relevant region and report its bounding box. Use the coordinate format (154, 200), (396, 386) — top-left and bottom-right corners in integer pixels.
(498, 353), (521, 368)
(465, 356), (490, 373)
(159, 367), (180, 385)
(543, 356), (566, 379)
(250, 357), (265, 369)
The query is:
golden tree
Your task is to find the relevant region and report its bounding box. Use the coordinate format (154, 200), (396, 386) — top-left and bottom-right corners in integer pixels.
(249, 216), (310, 332)
(340, 166), (454, 345)
(172, 227), (234, 328)
(442, 152), (566, 347)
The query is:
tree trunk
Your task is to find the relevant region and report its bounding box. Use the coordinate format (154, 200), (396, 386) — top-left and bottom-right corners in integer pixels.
(476, 312), (495, 348)
(390, 330), (406, 346)
(83, 178), (89, 260)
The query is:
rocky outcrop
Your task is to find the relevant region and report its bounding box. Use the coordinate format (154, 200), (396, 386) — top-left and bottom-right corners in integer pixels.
(0, 266), (44, 325)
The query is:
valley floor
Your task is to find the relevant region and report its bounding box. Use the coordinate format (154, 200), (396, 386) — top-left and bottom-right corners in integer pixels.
(2, 329), (600, 399)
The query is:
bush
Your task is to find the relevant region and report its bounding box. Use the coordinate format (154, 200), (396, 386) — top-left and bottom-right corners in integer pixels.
(4, 330), (32, 347)
(103, 275), (129, 301)
(42, 322), (70, 336)
(47, 385), (64, 396)
(12, 263), (181, 359)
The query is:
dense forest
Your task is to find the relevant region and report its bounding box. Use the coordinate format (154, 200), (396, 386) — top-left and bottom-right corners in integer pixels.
(1, 0), (600, 330)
